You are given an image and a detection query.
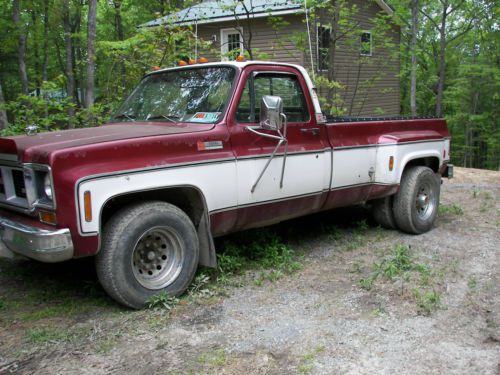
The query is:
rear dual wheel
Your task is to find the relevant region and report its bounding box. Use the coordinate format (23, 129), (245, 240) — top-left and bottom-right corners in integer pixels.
(96, 201), (199, 309)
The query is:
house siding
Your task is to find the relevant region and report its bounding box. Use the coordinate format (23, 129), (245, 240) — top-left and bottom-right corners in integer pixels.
(192, 1), (400, 116)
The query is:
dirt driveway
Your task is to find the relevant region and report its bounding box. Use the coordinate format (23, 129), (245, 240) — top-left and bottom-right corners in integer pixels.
(0, 167), (499, 375)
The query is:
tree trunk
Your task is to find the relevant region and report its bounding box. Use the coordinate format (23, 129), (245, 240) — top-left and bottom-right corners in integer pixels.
(436, 3), (447, 118)
(42, 0), (49, 83)
(85, 0), (97, 109)
(410, 0), (418, 116)
(326, 1), (340, 108)
(13, 0), (29, 95)
(0, 80), (8, 130)
(63, 0), (76, 127)
(31, 9), (41, 95)
(113, 0), (126, 91)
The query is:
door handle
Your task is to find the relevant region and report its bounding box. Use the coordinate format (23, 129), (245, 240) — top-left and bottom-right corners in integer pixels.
(300, 128), (320, 136)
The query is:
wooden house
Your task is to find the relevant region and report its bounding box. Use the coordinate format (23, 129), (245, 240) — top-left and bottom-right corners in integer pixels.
(143, 0), (400, 116)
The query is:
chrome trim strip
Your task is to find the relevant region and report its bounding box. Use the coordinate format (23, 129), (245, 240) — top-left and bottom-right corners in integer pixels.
(0, 217), (73, 262)
(0, 154), (18, 162)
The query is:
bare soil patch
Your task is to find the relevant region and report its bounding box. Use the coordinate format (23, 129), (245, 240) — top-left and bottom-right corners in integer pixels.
(0, 167), (499, 374)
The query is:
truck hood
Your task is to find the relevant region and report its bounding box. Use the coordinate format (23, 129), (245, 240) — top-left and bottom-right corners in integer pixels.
(0, 122), (213, 162)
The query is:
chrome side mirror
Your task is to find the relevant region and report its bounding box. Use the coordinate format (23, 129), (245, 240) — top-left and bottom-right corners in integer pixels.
(259, 95), (283, 131)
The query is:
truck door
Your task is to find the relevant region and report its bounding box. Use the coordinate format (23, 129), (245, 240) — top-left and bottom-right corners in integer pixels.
(227, 66), (331, 230)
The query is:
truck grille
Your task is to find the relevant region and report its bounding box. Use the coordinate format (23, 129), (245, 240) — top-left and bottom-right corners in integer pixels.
(12, 170), (27, 198)
(0, 166), (29, 208)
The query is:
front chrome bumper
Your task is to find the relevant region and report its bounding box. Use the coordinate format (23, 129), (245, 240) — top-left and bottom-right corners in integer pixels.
(0, 217), (74, 263)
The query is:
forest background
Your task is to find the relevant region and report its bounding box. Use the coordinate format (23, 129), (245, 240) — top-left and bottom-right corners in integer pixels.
(0, 0), (498, 170)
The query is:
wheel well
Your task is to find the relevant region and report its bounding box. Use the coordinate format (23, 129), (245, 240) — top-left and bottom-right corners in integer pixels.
(101, 187), (206, 230)
(100, 186), (216, 267)
(404, 156), (440, 173)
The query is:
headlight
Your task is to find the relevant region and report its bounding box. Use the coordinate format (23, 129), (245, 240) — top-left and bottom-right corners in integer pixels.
(43, 173), (53, 200)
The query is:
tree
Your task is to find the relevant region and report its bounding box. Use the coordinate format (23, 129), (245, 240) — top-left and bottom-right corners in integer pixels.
(12, 0), (29, 95)
(63, 0), (76, 126)
(419, 0), (475, 117)
(85, 0), (97, 109)
(0, 80), (8, 129)
(410, 0), (418, 116)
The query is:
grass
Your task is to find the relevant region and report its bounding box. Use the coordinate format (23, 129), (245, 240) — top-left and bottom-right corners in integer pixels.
(439, 203), (464, 216)
(359, 243), (441, 315)
(210, 228), (302, 286)
(27, 327), (76, 345)
(298, 344), (326, 374)
(147, 291), (179, 311)
(198, 348), (227, 367)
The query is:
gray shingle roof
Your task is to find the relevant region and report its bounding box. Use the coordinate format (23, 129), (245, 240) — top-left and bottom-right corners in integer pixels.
(142, 0), (303, 27)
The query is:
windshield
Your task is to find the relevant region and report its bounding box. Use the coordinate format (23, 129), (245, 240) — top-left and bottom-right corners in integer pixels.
(111, 67), (236, 124)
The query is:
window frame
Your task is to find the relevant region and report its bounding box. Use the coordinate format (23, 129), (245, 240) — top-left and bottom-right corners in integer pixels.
(220, 27), (244, 61)
(317, 25), (331, 72)
(360, 31), (372, 57)
(235, 71), (311, 124)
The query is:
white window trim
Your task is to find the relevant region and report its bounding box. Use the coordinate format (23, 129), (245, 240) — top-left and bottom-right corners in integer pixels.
(220, 27), (244, 61)
(316, 25), (331, 72)
(360, 30), (372, 57)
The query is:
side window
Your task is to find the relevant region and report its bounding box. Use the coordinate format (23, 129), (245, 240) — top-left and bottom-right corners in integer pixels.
(236, 74), (308, 123)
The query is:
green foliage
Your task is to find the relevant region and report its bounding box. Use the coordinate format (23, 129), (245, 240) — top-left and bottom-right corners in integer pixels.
(214, 228), (302, 284)
(359, 243), (441, 314)
(439, 203), (464, 216)
(392, 0), (499, 169)
(147, 291), (179, 311)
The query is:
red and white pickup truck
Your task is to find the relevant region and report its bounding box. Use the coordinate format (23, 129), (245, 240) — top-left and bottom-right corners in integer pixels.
(0, 61), (452, 308)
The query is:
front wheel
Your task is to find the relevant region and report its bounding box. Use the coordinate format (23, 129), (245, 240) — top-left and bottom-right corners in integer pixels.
(393, 166), (441, 234)
(96, 201), (199, 309)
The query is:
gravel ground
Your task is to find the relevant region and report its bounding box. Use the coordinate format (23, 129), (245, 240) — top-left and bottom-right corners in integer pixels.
(1, 167), (499, 375)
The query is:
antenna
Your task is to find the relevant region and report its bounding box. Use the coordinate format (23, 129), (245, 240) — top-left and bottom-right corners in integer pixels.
(304, 0), (315, 79)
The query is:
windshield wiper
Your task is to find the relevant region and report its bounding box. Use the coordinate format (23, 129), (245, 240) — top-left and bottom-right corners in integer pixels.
(113, 113), (136, 122)
(145, 114), (182, 123)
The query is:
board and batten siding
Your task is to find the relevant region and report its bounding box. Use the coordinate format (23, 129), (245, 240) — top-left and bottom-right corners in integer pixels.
(193, 3), (400, 116)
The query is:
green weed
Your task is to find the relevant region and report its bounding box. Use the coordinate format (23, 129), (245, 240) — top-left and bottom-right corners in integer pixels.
(214, 229), (301, 284)
(468, 275), (477, 290)
(147, 291), (179, 311)
(95, 339), (114, 354)
(358, 244), (441, 314)
(27, 327), (73, 345)
(413, 289), (440, 315)
(198, 348), (227, 367)
(439, 203), (464, 216)
(298, 345), (326, 374)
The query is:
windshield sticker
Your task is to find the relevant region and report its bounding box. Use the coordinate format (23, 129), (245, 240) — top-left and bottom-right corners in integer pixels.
(190, 112), (221, 123)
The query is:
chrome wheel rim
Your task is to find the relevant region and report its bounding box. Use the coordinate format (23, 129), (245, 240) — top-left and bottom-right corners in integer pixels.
(131, 226), (184, 290)
(415, 182), (436, 220)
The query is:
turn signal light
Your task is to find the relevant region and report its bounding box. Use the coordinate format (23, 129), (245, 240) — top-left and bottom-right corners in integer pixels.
(84, 190), (92, 222)
(389, 156), (394, 171)
(39, 210), (57, 225)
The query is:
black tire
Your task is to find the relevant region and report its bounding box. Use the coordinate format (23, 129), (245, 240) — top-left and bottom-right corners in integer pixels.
(371, 195), (397, 229)
(96, 201), (199, 309)
(393, 166), (441, 234)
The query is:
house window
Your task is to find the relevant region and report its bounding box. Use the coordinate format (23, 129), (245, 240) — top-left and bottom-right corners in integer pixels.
(221, 28), (243, 61)
(317, 26), (331, 71)
(360, 31), (372, 56)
